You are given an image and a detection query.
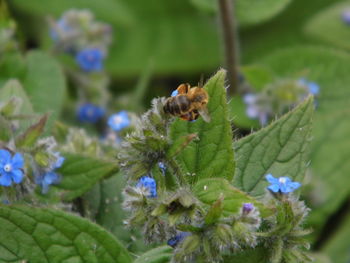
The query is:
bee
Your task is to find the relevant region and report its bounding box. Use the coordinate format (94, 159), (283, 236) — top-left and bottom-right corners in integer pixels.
(163, 80), (211, 122)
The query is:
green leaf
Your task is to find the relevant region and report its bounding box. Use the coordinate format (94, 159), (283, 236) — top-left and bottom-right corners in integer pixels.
(15, 114), (48, 148)
(236, 0), (293, 26)
(223, 247), (269, 263)
(193, 178), (272, 218)
(190, 0), (293, 26)
(134, 246), (173, 263)
(0, 79), (34, 131)
(259, 46), (350, 238)
(0, 205), (132, 263)
(55, 153), (119, 201)
(22, 51), (66, 129)
(204, 195), (224, 225)
(321, 211), (350, 263)
(170, 69), (235, 185)
(0, 116), (11, 141)
(11, 0), (133, 26)
(84, 175), (149, 253)
(304, 1), (350, 51)
(232, 96), (314, 198)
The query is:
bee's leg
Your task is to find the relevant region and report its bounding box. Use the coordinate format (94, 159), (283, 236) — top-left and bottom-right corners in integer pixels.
(180, 113), (191, 121)
(177, 83), (190, 94)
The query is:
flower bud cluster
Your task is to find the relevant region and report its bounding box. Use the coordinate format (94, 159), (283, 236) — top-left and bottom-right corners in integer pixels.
(0, 97), (65, 200)
(244, 78), (319, 125)
(119, 95), (312, 262)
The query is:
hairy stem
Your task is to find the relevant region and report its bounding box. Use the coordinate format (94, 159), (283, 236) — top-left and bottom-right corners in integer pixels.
(218, 0), (240, 95)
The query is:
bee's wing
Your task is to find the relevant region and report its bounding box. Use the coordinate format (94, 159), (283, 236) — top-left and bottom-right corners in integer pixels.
(198, 107), (211, 122)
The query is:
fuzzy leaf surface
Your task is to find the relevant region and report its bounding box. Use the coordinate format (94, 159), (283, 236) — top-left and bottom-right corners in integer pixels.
(233, 96), (314, 198)
(133, 246), (173, 263)
(55, 154), (119, 201)
(193, 178), (272, 218)
(0, 205), (132, 263)
(170, 69), (235, 185)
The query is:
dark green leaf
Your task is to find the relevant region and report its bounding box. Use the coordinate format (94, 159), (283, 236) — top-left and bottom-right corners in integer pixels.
(11, 0), (133, 26)
(193, 178), (273, 218)
(304, 1), (350, 51)
(170, 69), (235, 185)
(0, 205), (132, 263)
(233, 96), (314, 198)
(134, 246), (173, 263)
(259, 46), (350, 239)
(190, 0), (293, 26)
(55, 153), (119, 201)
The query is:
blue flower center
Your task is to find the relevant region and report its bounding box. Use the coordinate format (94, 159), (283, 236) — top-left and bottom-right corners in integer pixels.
(4, 164), (12, 172)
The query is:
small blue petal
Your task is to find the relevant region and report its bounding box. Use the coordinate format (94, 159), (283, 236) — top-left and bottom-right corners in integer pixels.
(136, 176), (157, 198)
(11, 169), (24, 184)
(171, 90), (178, 97)
(167, 232), (190, 248)
(12, 153), (24, 169)
(265, 174), (278, 184)
(77, 103), (105, 123)
(0, 149), (12, 165)
(108, 111), (130, 132)
(76, 48), (105, 72)
(308, 82), (320, 95)
(0, 174), (12, 186)
(268, 184), (280, 193)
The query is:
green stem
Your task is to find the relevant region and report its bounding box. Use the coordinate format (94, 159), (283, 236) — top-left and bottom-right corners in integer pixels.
(217, 0), (240, 95)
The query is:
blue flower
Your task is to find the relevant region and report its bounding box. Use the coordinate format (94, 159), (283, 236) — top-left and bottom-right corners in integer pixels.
(35, 154), (64, 194)
(265, 174), (301, 193)
(0, 149), (24, 186)
(298, 78), (320, 95)
(50, 18), (72, 41)
(171, 89), (179, 97)
(77, 103), (105, 123)
(107, 111), (130, 132)
(136, 176), (157, 198)
(167, 232), (191, 248)
(158, 162), (166, 175)
(76, 48), (104, 72)
(342, 10), (350, 25)
(242, 203), (254, 215)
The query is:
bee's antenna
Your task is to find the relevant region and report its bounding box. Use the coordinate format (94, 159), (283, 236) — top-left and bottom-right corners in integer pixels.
(198, 74), (204, 88)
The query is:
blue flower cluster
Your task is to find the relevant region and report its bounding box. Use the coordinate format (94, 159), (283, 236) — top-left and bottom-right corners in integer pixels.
(35, 154), (65, 194)
(0, 149), (24, 186)
(265, 174), (301, 194)
(108, 111), (130, 132)
(77, 103), (105, 123)
(49, 10), (112, 72)
(136, 176), (157, 198)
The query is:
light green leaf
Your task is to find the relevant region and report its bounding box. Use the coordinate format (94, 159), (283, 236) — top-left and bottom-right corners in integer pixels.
(134, 246), (173, 263)
(10, 0), (133, 26)
(0, 205), (132, 263)
(15, 114), (48, 148)
(304, 1), (350, 51)
(193, 178), (273, 218)
(322, 211), (350, 263)
(55, 153), (119, 201)
(190, 0), (293, 26)
(22, 51), (66, 129)
(0, 79), (33, 115)
(233, 96), (314, 198)
(236, 0), (293, 26)
(0, 79), (34, 131)
(259, 46), (350, 238)
(170, 69), (235, 185)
